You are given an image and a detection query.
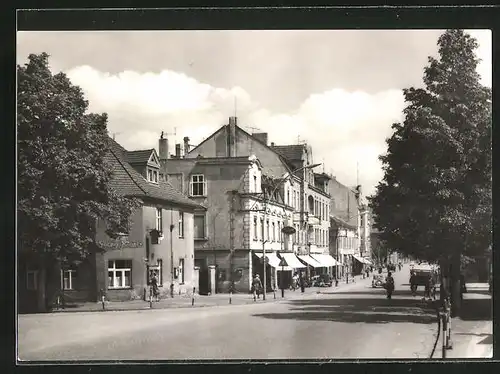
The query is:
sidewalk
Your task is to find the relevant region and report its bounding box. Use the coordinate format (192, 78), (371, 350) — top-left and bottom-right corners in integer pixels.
(442, 288), (492, 359)
(43, 273), (374, 314)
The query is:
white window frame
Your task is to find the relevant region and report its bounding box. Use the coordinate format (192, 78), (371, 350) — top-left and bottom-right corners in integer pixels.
(179, 258), (185, 284)
(179, 211), (184, 238)
(60, 269), (76, 290)
(26, 270), (38, 290)
(156, 208), (163, 232)
(190, 174), (207, 197)
(194, 214), (206, 239)
(253, 216), (258, 240)
(108, 260), (132, 289)
(147, 167), (159, 184)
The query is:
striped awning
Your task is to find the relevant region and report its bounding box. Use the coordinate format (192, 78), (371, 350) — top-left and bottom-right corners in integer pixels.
(311, 254), (340, 267)
(254, 252), (281, 268)
(280, 252), (306, 269)
(298, 255), (323, 268)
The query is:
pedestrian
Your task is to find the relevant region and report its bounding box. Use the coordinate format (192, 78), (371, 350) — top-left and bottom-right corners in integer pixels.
(299, 272), (305, 293)
(252, 274), (263, 300)
(410, 270), (417, 296)
(385, 271), (395, 299)
(150, 271), (159, 302)
(423, 274), (432, 301)
(365, 268), (370, 279)
(291, 272), (299, 291)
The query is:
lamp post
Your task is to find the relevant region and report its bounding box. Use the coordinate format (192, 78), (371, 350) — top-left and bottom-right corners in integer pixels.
(261, 163), (321, 301)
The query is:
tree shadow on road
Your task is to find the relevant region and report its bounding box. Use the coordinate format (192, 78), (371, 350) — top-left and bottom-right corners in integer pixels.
(252, 297), (438, 325)
(459, 295), (492, 321)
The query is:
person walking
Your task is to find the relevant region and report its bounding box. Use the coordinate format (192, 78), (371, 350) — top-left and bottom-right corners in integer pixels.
(252, 274), (263, 300)
(385, 271), (395, 299)
(150, 271), (159, 302)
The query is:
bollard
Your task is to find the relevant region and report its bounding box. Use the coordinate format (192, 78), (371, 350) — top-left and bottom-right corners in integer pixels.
(441, 312), (447, 358)
(101, 295), (105, 311)
(281, 288), (285, 298)
(149, 292), (153, 308)
(229, 291), (232, 304)
(273, 289), (276, 299)
(192, 287), (195, 306)
(179, 288), (181, 296)
(170, 284), (174, 298)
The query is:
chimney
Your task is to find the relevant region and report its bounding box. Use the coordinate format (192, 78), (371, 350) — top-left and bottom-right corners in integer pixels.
(253, 133), (268, 145)
(227, 116), (237, 157)
(175, 144), (181, 158)
(271, 142), (275, 147)
(158, 133), (168, 177)
(158, 133), (168, 161)
(183, 136), (190, 156)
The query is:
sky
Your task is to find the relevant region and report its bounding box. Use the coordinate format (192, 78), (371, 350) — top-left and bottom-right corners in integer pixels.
(16, 30), (491, 197)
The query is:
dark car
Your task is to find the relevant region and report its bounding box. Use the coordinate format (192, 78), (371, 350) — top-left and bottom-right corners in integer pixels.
(311, 274), (333, 287)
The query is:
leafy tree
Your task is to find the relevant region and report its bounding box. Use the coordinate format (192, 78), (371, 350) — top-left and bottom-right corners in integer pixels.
(17, 53), (141, 311)
(369, 30), (491, 314)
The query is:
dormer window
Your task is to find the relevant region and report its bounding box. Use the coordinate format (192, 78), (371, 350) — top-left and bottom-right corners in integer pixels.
(147, 167), (159, 184)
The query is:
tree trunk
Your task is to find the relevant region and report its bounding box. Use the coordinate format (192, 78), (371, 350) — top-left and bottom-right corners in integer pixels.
(450, 253), (462, 317)
(36, 258), (47, 313)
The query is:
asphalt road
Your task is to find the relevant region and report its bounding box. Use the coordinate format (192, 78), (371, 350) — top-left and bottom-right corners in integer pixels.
(18, 266), (441, 361)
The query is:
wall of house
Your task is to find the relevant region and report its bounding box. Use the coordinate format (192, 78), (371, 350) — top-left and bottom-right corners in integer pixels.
(95, 203), (196, 301)
(328, 178), (359, 226)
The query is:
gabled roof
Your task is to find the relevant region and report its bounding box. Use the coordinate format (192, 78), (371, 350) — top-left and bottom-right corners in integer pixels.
(187, 122), (295, 174)
(107, 138), (204, 210)
(127, 149), (155, 165)
(271, 144), (306, 162)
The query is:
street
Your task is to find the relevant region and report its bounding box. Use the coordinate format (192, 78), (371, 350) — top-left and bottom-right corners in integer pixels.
(19, 267), (452, 361)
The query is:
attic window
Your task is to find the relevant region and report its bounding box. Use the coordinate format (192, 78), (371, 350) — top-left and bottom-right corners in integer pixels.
(147, 167), (159, 184)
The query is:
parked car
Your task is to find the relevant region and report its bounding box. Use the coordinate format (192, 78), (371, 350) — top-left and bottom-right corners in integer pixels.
(372, 273), (385, 288)
(311, 274), (333, 287)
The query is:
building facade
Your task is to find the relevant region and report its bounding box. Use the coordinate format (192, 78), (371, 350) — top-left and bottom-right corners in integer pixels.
(18, 138), (204, 312)
(162, 117), (337, 292)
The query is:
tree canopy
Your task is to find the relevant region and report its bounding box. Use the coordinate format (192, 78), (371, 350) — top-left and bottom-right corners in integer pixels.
(17, 53), (140, 266)
(369, 30), (492, 264)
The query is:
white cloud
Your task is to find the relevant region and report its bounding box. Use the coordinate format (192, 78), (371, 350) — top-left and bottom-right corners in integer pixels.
(467, 29), (492, 87)
(66, 32), (491, 198)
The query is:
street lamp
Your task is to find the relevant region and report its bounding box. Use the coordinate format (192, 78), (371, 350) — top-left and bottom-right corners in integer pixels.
(261, 163), (321, 301)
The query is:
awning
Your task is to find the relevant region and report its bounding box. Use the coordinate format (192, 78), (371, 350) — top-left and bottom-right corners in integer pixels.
(280, 252), (306, 269)
(352, 254), (368, 264)
(254, 252), (281, 268)
(311, 254), (340, 267)
(363, 258), (373, 265)
(298, 255), (323, 268)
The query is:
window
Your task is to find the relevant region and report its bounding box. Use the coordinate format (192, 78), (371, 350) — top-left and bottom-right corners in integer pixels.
(178, 212), (184, 238)
(26, 270), (38, 290)
(190, 174), (206, 196)
(287, 190), (290, 206)
(266, 219), (270, 241)
(253, 175), (257, 193)
(253, 216), (258, 240)
(194, 214), (205, 239)
(272, 222), (276, 242)
(260, 218), (264, 240)
(179, 258), (185, 284)
(156, 208), (163, 232)
(60, 269), (76, 290)
(108, 260), (132, 289)
(147, 167), (159, 183)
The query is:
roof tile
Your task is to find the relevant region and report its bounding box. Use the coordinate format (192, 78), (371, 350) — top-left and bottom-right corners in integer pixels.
(107, 138), (204, 210)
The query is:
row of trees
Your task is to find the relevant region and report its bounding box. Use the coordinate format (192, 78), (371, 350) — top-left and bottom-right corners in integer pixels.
(369, 30), (492, 314)
(18, 53), (140, 311)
